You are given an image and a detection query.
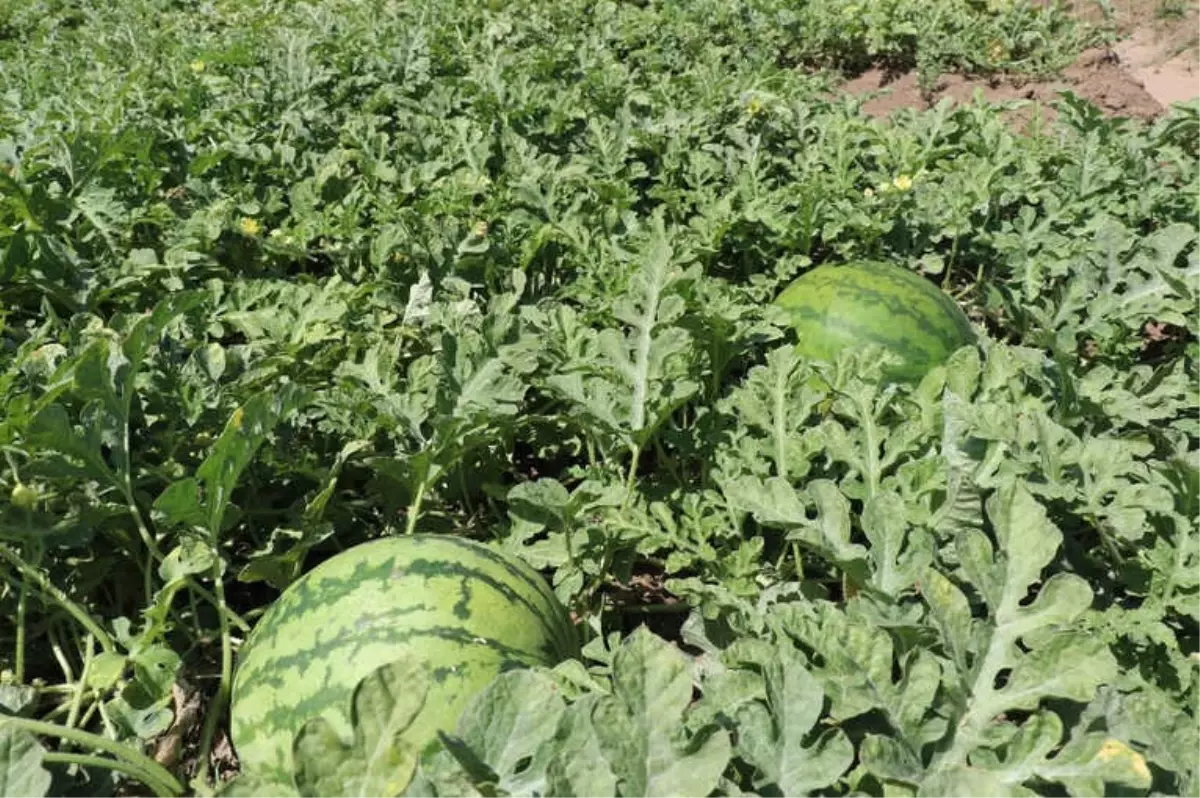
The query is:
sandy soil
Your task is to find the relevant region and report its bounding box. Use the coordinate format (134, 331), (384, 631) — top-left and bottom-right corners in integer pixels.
(844, 0), (1198, 120)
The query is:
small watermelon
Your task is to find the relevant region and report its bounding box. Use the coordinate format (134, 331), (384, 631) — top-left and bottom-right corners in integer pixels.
(775, 260), (976, 382)
(230, 534), (576, 783)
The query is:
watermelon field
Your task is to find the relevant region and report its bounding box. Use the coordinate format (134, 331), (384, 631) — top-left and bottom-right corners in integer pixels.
(1, 0), (1197, 795)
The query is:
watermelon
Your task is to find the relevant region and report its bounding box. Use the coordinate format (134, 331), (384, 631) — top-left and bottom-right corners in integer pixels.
(774, 260), (976, 382)
(230, 534), (576, 782)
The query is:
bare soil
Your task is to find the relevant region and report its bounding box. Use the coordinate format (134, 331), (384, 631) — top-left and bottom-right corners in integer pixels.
(844, 0), (1198, 120)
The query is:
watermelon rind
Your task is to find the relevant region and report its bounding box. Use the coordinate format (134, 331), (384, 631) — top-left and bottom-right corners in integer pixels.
(229, 534), (576, 783)
(774, 260), (977, 383)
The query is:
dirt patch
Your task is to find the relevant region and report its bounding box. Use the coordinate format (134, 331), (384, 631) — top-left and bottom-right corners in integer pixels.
(844, 48), (1167, 121)
(1105, 0), (1199, 106)
(844, 0), (1198, 121)
(1113, 30), (1198, 106)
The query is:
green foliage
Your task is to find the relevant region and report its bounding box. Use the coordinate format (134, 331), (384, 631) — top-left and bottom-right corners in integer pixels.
(0, 0), (1195, 795)
(292, 658), (428, 798)
(0, 724), (51, 798)
(411, 627), (732, 798)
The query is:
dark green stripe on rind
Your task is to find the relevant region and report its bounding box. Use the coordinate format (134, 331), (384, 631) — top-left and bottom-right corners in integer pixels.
(775, 260), (975, 381)
(229, 534), (576, 779)
(239, 627), (535, 747)
(240, 646), (528, 787)
(236, 535), (576, 661)
(237, 555), (566, 666)
(237, 617), (541, 694)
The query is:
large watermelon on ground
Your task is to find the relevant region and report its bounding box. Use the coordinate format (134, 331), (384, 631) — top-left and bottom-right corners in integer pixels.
(774, 260), (976, 382)
(230, 534), (576, 782)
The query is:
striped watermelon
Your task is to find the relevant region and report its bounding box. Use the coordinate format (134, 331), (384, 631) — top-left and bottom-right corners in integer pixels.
(774, 260), (976, 382)
(229, 534), (576, 782)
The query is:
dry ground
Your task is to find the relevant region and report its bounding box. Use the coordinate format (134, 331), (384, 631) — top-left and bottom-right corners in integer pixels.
(844, 0), (1198, 119)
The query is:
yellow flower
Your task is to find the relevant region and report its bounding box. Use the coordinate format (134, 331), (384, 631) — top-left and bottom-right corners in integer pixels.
(863, 187), (875, 198)
(892, 174), (913, 191)
(747, 97), (764, 116)
(190, 60), (206, 73)
(239, 217), (262, 237)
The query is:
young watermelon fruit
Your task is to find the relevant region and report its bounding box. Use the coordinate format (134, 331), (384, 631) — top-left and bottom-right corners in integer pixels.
(230, 534), (577, 784)
(774, 260), (976, 382)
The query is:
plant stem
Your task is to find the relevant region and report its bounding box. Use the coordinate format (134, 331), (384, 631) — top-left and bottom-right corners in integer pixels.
(41, 751), (180, 798)
(0, 544), (116, 654)
(404, 480), (428, 536)
(773, 365), (789, 479)
(124, 485), (162, 605)
(124, 481), (249, 634)
(65, 635), (95, 730)
(15, 562), (28, 683)
(194, 550), (234, 788)
(48, 623), (75, 684)
(33, 684), (78, 695)
(191, 582), (251, 633)
(4, 716), (184, 797)
(928, 620), (1008, 776)
(77, 698), (100, 732)
(623, 445), (641, 508)
(39, 702), (71, 722)
(941, 234), (960, 289)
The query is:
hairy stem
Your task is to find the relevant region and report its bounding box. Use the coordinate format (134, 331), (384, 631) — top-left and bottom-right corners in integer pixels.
(0, 546), (116, 654)
(5, 716), (184, 796)
(404, 479), (428, 536)
(194, 553), (233, 788)
(64, 635), (96, 730)
(41, 752), (180, 798)
(623, 444), (641, 508)
(15, 564), (28, 683)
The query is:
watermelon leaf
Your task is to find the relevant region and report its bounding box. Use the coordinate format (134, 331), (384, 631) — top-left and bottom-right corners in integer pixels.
(355, 275), (536, 534)
(731, 643), (854, 795)
(591, 626), (731, 797)
(0, 723), (51, 798)
(773, 601), (945, 742)
(154, 384), (310, 539)
(292, 657), (430, 798)
(1082, 684), (1199, 796)
(931, 386), (985, 542)
(722, 476), (868, 575)
(442, 669), (567, 797)
(415, 670), (616, 798)
(214, 772), (298, 797)
(542, 214), (700, 464)
(982, 712), (1150, 796)
(919, 482), (1118, 788)
(544, 696), (619, 798)
(238, 438), (365, 589)
(862, 489), (931, 597)
(27, 293), (200, 500)
(193, 385), (311, 538)
(715, 343), (826, 482)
